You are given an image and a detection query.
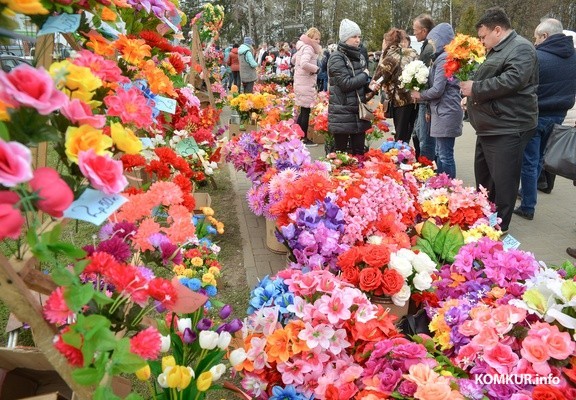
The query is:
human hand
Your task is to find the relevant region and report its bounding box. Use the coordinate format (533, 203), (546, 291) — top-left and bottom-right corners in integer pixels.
(461, 97), (468, 111)
(369, 80), (381, 91)
(460, 80), (473, 97)
(411, 90), (421, 101)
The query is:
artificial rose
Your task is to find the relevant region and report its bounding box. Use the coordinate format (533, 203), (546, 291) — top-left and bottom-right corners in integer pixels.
(60, 99), (106, 128)
(0, 139), (33, 186)
(0, 191), (24, 240)
(337, 246), (362, 269)
(381, 268), (405, 296)
(362, 244), (391, 268)
(358, 267), (382, 293)
(544, 330), (575, 360)
(110, 122), (142, 154)
(0, 64), (66, 114)
(412, 251), (437, 273)
(78, 150), (127, 194)
(391, 284), (411, 307)
(49, 60), (102, 106)
(65, 124), (113, 163)
(389, 252), (413, 278)
(29, 167), (74, 218)
(482, 343), (519, 375)
(412, 271), (433, 291)
(341, 265), (361, 286)
(532, 385), (568, 400)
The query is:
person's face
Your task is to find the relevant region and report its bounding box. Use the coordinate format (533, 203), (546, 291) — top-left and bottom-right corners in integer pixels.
(534, 30), (547, 46)
(345, 34), (361, 47)
(382, 37), (387, 50)
(401, 37), (410, 48)
(311, 33), (321, 44)
(413, 21), (426, 41)
(478, 25), (502, 51)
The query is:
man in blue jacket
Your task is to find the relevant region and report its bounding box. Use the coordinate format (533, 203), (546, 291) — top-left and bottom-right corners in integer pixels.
(515, 19), (576, 223)
(460, 7), (538, 234)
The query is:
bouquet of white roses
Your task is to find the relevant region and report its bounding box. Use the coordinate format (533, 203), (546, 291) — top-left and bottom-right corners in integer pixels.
(399, 60), (429, 91)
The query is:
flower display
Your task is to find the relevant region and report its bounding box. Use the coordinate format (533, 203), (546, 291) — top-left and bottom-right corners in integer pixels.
(399, 60), (430, 91)
(444, 34), (486, 81)
(228, 92), (275, 124)
(190, 3), (225, 43)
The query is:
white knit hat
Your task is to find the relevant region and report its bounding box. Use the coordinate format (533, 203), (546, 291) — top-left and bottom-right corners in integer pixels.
(339, 19), (361, 43)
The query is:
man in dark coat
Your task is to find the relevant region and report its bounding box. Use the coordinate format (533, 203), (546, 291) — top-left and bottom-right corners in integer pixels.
(460, 7), (538, 234)
(328, 19), (373, 155)
(516, 19), (576, 224)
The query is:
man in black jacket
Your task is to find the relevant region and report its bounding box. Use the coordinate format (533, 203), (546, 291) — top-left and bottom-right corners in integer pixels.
(516, 19), (576, 225)
(460, 7), (538, 234)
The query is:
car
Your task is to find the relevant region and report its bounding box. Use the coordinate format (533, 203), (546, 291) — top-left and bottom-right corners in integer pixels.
(0, 54), (32, 72)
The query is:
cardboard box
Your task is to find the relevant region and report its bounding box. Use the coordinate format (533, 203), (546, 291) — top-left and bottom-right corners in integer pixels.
(193, 192), (212, 213)
(0, 347), (131, 400)
(309, 128), (326, 144)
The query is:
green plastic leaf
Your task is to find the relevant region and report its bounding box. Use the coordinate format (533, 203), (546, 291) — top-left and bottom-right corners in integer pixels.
(561, 260), (576, 279)
(47, 242), (86, 259)
(442, 225), (465, 263)
(51, 266), (76, 286)
(92, 290), (114, 306)
(73, 259), (91, 276)
(413, 238), (438, 264)
(432, 223), (450, 256)
(62, 330), (83, 349)
(124, 393), (144, 400)
(94, 387), (121, 400)
(91, 328), (117, 352)
(64, 284), (95, 312)
(82, 315), (112, 340)
(111, 338), (146, 374)
(0, 122), (10, 140)
(72, 367), (102, 386)
(421, 220), (440, 241)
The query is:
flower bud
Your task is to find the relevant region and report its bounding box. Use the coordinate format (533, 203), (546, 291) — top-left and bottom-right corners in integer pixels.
(226, 318), (243, 333)
(217, 331), (232, 350)
(196, 371), (213, 392)
(209, 363), (226, 381)
(160, 335), (171, 353)
(162, 355), (176, 372)
(199, 330), (219, 350)
(219, 304), (232, 319)
(135, 365), (151, 381)
(183, 328), (197, 344)
(196, 318), (212, 331)
(177, 318), (192, 333)
(229, 348), (247, 367)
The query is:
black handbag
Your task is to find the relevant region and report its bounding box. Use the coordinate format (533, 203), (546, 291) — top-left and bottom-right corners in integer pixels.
(543, 124), (576, 181)
(398, 309), (431, 337)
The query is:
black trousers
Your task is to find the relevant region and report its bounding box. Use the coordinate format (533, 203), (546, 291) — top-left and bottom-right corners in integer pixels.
(334, 133), (366, 155)
(474, 129), (535, 231)
(393, 104), (418, 144)
(297, 107), (311, 139)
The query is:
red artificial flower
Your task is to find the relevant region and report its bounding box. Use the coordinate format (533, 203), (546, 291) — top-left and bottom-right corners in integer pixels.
(148, 277), (178, 309)
(54, 327), (84, 367)
(29, 167), (74, 218)
(43, 286), (74, 325)
(532, 385), (568, 400)
(381, 268), (404, 296)
(358, 267), (382, 293)
(121, 154), (146, 171)
(130, 326), (161, 360)
(361, 244), (391, 268)
(0, 191), (24, 240)
(83, 251), (121, 277)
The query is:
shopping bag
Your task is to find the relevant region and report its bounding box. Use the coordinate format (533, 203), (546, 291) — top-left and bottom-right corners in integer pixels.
(358, 102), (375, 121)
(543, 124), (576, 180)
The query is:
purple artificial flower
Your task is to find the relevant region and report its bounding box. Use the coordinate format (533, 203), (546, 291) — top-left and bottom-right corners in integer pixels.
(149, 233), (169, 248)
(111, 221), (137, 240)
(226, 318), (243, 333)
(219, 304), (232, 319)
(377, 368), (402, 392)
(183, 327), (197, 344)
(458, 379), (485, 400)
(197, 318), (212, 331)
(160, 241), (182, 265)
(97, 236), (132, 262)
(397, 380), (417, 397)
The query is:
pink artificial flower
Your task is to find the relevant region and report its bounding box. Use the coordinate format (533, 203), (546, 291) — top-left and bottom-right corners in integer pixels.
(61, 99), (106, 128)
(78, 149), (128, 194)
(276, 358), (313, 385)
(130, 326), (162, 360)
(471, 326), (500, 348)
(43, 287), (74, 324)
(0, 139), (33, 187)
(328, 328), (351, 355)
(483, 343), (519, 375)
(544, 329), (575, 360)
(298, 322), (334, 350)
(316, 293), (352, 325)
(520, 335), (551, 375)
(0, 191), (24, 240)
(29, 167), (74, 218)
(454, 343), (481, 368)
(0, 64), (67, 115)
(72, 50), (129, 84)
(104, 86), (153, 129)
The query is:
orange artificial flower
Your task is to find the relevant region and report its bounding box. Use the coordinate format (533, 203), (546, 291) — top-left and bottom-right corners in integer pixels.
(85, 31), (115, 57)
(115, 35), (151, 66)
(284, 320), (309, 355)
(140, 60), (176, 96)
(266, 327), (291, 364)
(100, 6), (117, 21)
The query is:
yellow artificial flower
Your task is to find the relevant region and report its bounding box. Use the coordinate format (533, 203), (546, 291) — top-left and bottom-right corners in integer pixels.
(190, 257), (204, 267)
(65, 125), (113, 163)
(202, 272), (216, 286)
(0, 0), (49, 14)
(135, 365), (151, 381)
(0, 100), (11, 121)
(201, 207), (214, 216)
(162, 356), (176, 371)
(166, 365), (193, 391)
(208, 266), (220, 276)
(173, 264), (185, 275)
(110, 122), (142, 154)
(182, 268), (195, 278)
(116, 35), (151, 66)
(50, 61), (103, 107)
(196, 371), (213, 392)
(216, 222), (224, 234)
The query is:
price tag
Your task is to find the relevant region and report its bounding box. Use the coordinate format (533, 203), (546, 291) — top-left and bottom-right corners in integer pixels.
(175, 137), (200, 157)
(488, 212), (498, 227)
(99, 22), (121, 39)
(140, 137), (153, 148)
(38, 14), (81, 36)
(63, 189), (127, 225)
(154, 96), (177, 114)
(160, 17), (180, 33)
(502, 234), (521, 251)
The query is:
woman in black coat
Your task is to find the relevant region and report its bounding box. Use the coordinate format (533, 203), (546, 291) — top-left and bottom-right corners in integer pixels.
(328, 19), (373, 155)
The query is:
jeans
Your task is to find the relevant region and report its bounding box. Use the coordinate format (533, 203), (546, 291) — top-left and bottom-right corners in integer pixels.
(435, 137), (456, 178)
(414, 104), (436, 161)
(519, 115), (565, 213)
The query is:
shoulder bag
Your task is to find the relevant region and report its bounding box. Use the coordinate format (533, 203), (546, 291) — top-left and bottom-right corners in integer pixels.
(343, 54), (375, 122)
(543, 124), (576, 181)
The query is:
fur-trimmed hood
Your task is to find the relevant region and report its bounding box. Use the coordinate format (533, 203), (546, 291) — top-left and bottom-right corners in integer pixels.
(296, 34), (322, 54)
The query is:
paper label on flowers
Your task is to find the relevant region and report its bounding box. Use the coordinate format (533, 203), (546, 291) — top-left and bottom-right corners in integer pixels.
(63, 189), (128, 225)
(489, 212), (498, 227)
(154, 96), (177, 114)
(502, 234), (521, 250)
(37, 14), (81, 36)
(176, 137), (200, 157)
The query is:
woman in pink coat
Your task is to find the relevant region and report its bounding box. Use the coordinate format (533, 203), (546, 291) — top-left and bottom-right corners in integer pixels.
(293, 27), (322, 146)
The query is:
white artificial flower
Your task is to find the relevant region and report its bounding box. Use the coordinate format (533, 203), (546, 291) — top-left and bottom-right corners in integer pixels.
(395, 248), (416, 262)
(199, 330), (219, 350)
(157, 366), (173, 388)
(229, 348), (247, 367)
(413, 271), (433, 291)
(209, 364), (227, 381)
(392, 284), (411, 306)
(217, 331), (232, 350)
(177, 318), (192, 333)
(389, 253), (413, 278)
(160, 334), (171, 353)
(367, 235), (383, 245)
(412, 252), (437, 273)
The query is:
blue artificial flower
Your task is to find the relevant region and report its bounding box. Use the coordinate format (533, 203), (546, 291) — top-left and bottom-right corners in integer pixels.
(205, 285), (217, 297)
(186, 278), (202, 291)
(199, 237), (212, 247)
(269, 385), (309, 400)
(207, 226), (217, 235)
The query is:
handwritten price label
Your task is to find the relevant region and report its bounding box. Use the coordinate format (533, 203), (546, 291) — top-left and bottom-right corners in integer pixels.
(488, 212), (498, 227)
(175, 137), (200, 157)
(63, 189), (127, 225)
(502, 234), (521, 251)
(154, 96), (177, 114)
(38, 14), (81, 36)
